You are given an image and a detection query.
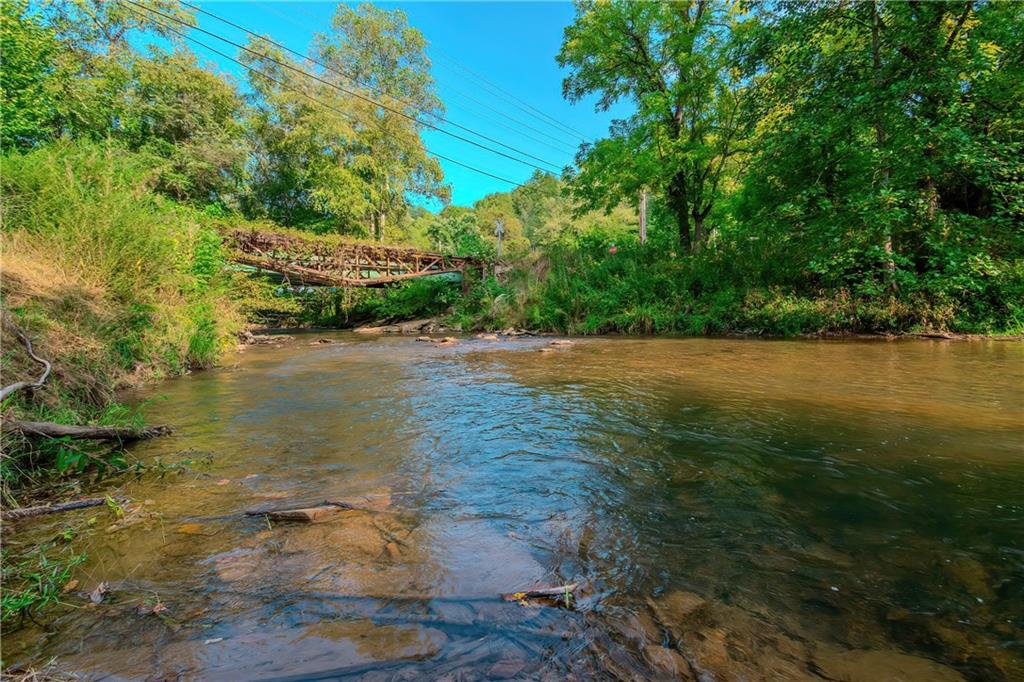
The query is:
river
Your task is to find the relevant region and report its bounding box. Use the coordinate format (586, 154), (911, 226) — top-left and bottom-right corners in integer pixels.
(4, 334), (1023, 680)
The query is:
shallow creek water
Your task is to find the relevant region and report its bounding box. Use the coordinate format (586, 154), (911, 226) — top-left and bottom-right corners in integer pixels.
(4, 334), (1023, 680)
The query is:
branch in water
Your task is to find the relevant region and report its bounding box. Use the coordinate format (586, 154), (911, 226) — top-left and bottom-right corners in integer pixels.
(2, 496), (118, 521)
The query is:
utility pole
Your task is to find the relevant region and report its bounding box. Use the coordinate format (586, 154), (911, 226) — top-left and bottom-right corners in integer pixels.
(639, 190), (648, 245)
(495, 218), (505, 259)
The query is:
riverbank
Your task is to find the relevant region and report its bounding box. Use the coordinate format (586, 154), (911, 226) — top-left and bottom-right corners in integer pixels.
(0, 145), (244, 499)
(443, 244), (1024, 338)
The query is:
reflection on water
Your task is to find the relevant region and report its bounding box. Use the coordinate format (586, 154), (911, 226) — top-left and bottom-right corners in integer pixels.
(4, 335), (1023, 680)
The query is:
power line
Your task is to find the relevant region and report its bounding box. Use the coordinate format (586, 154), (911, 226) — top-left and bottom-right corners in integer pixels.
(126, 0), (562, 176)
(252, 0), (577, 157)
(276, 0), (588, 151)
(124, 6), (527, 189)
(177, 0), (569, 172)
(431, 50), (590, 143)
(439, 81), (581, 156)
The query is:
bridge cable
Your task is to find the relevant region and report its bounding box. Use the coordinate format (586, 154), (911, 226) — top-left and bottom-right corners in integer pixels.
(126, 0), (564, 176)
(178, 0), (572, 169)
(124, 7), (526, 188)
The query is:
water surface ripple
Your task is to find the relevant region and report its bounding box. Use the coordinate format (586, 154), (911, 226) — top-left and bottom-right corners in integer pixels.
(6, 335), (1023, 680)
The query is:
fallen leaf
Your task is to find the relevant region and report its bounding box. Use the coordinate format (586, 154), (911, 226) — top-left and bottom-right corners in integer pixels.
(90, 581), (110, 604)
(216, 479), (231, 486)
(62, 579), (79, 593)
(176, 523), (205, 535)
(153, 601), (168, 615)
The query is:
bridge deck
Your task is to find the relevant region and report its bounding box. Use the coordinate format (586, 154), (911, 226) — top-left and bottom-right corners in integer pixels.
(227, 229), (482, 288)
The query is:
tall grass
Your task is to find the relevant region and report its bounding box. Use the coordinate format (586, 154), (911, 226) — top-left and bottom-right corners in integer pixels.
(1, 141), (242, 488)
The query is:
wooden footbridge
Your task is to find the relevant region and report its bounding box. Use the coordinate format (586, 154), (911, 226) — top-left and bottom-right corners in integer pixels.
(226, 229), (484, 288)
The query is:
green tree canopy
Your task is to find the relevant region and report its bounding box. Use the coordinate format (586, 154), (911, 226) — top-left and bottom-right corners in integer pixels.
(558, 0), (753, 252)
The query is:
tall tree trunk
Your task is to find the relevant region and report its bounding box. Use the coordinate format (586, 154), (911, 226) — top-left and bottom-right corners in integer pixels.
(693, 214), (704, 253)
(666, 172), (692, 253)
(871, 0), (896, 276)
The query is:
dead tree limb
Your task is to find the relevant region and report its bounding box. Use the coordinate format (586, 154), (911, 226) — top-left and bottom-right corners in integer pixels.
(2, 420), (171, 441)
(243, 499), (396, 522)
(2, 496), (110, 521)
(0, 331), (52, 402)
(502, 583), (580, 601)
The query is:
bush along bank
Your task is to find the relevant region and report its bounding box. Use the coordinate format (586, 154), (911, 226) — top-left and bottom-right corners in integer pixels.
(445, 237), (1024, 338)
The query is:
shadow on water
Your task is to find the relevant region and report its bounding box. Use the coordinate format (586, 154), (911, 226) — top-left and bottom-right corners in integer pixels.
(4, 335), (1023, 680)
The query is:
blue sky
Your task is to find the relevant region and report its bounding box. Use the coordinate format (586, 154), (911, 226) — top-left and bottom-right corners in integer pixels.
(187, 2), (633, 207)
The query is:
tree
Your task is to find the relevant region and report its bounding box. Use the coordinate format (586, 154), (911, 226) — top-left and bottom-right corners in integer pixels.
(41, 0), (195, 140)
(124, 49), (247, 202)
(314, 3), (448, 240)
(426, 206), (492, 257)
(558, 0), (752, 253)
(511, 171), (564, 247)
(737, 0), (1024, 293)
(0, 1), (63, 150)
(242, 39), (369, 233)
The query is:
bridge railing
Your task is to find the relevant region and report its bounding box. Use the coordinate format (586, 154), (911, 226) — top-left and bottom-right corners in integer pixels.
(226, 229), (485, 287)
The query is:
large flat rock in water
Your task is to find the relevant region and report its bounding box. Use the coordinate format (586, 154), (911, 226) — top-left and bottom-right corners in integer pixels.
(814, 645), (965, 682)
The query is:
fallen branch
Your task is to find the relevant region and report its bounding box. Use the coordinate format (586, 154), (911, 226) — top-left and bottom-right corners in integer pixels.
(0, 331), (52, 402)
(244, 502), (353, 523)
(502, 583), (579, 605)
(2, 496), (110, 521)
(244, 498), (395, 522)
(2, 420), (172, 441)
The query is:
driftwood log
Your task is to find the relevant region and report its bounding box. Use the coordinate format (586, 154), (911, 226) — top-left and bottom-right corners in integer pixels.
(244, 498), (396, 522)
(2, 420), (172, 441)
(245, 503), (353, 523)
(502, 583), (580, 603)
(2, 496), (110, 521)
(1, 326), (170, 442)
(0, 331), (52, 402)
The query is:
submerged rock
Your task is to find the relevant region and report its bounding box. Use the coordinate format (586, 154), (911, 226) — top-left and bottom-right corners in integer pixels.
(641, 589), (972, 682)
(945, 556), (995, 601)
(813, 645), (966, 682)
(239, 329), (291, 345)
(643, 644), (694, 679)
(646, 590), (817, 680)
(399, 319), (438, 334)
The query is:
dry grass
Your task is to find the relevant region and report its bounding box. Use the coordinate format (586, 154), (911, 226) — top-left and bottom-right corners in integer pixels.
(2, 233), (109, 356)
(0, 662), (80, 681)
